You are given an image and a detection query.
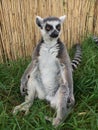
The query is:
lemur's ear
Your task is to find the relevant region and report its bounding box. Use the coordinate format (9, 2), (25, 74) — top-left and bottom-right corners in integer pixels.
(36, 16), (43, 29)
(59, 15), (66, 23)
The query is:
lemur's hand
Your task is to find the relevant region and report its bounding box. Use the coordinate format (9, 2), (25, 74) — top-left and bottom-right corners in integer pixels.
(20, 75), (30, 96)
(20, 81), (27, 96)
(67, 94), (75, 108)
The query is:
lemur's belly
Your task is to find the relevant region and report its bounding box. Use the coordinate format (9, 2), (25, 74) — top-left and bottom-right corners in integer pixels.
(38, 44), (60, 96)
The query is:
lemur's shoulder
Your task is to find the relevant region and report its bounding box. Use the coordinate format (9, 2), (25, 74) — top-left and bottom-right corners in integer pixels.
(57, 39), (68, 58)
(32, 38), (43, 58)
(56, 38), (66, 58)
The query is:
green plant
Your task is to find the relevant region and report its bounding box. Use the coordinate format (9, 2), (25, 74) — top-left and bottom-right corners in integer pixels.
(0, 36), (98, 130)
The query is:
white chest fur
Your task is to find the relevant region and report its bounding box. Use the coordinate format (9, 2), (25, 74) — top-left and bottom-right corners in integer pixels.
(38, 42), (60, 96)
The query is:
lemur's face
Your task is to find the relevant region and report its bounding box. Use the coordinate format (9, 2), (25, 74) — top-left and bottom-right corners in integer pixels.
(36, 16), (66, 40)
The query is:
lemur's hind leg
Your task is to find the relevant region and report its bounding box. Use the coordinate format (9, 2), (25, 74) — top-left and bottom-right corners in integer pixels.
(60, 62), (75, 111)
(13, 65), (40, 115)
(13, 77), (36, 115)
(51, 64), (73, 126)
(52, 84), (70, 126)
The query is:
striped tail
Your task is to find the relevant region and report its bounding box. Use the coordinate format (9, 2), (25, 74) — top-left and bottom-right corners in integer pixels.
(92, 36), (98, 45)
(71, 44), (82, 71)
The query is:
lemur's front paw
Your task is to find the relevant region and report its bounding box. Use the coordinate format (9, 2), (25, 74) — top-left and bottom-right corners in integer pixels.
(20, 74), (31, 96)
(20, 82), (28, 96)
(67, 95), (75, 108)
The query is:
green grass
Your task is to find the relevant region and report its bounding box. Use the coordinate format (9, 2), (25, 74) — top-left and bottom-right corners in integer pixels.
(0, 36), (98, 130)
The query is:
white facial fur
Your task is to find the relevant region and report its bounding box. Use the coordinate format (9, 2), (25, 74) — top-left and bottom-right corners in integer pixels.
(36, 15), (66, 42)
(41, 21), (61, 42)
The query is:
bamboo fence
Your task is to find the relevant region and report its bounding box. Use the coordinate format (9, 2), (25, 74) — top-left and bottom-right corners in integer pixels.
(0, 0), (98, 63)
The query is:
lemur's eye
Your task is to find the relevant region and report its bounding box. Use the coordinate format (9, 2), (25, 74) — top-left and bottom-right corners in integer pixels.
(56, 24), (61, 31)
(45, 24), (53, 31)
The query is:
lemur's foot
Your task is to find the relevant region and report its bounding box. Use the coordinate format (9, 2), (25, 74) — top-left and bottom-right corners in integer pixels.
(13, 102), (30, 115)
(52, 117), (61, 127)
(45, 116), (61, 127)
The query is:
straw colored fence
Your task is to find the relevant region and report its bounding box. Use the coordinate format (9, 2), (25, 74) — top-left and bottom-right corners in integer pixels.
(0, 0), (98, 62)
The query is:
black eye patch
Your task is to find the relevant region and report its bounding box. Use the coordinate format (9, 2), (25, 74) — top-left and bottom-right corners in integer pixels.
(45, 24), (53, 31)
(56, 24), (61, 31)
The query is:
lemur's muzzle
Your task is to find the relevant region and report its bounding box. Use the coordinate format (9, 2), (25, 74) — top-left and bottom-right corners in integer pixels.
(50, 30), (59, 38)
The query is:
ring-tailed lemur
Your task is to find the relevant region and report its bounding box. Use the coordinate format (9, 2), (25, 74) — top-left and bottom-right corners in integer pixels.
(13, 15), (81, 126)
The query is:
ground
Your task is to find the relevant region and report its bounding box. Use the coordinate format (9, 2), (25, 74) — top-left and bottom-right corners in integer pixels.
(0, 36), (98, 130)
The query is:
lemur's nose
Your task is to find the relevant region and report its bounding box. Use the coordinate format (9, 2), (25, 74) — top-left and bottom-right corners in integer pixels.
(50, 30), (59, 38)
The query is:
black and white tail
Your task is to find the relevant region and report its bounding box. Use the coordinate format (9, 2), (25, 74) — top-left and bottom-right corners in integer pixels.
(71, 36), (98, 71)
(71, 44), (82, 71)
(93, 36), (98, 45)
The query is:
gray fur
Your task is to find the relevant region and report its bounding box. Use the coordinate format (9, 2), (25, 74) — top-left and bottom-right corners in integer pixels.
(13, 15), (77, 127)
